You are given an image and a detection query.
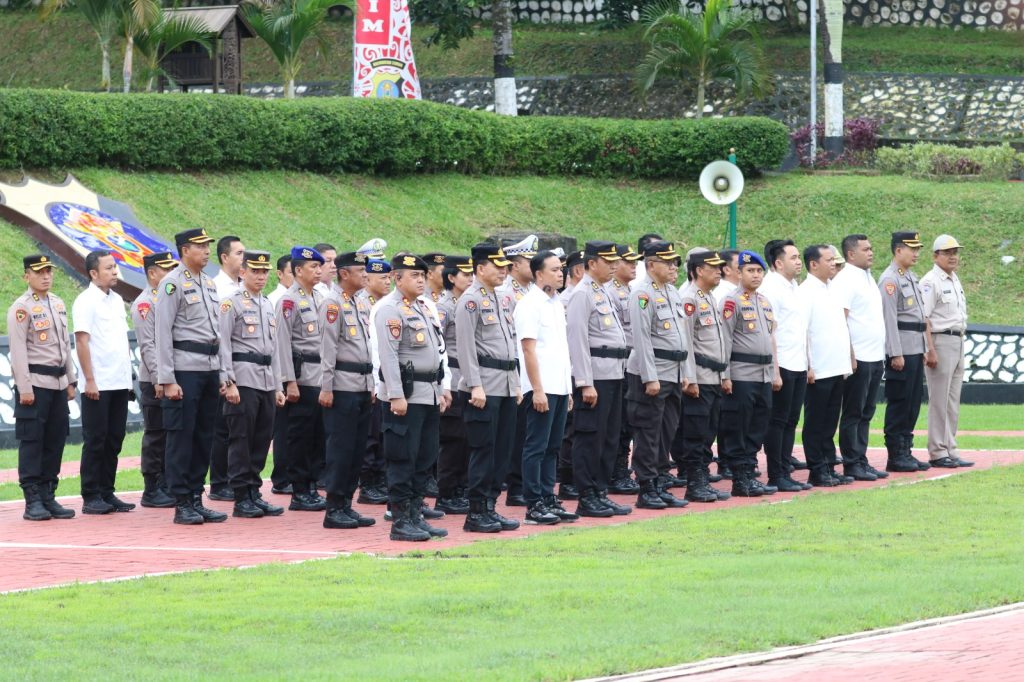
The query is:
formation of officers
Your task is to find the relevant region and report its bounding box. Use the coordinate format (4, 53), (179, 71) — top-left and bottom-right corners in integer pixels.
(7, 227), (972, 541)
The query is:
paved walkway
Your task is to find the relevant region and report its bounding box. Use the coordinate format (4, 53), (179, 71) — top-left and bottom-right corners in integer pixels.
(588, 603), (1024, 681)
(1, 446), (1021, 594)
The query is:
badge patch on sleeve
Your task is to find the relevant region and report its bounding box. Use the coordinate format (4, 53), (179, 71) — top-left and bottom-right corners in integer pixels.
(282, 299), (294, 319)
(387, 319), (402, 339)
(326, 303), (340, 324)
(137, 302), (151, 320)
(637, 293), (649, 310)
(723, 299), (736, 319)
(164, 283), (176, 296)
(220, 300), (232, 314)
(465, 300), (477, 312)
(15, 308), (26, 323)
(885, 282), (897, 296)
(684, 302), (696, 316)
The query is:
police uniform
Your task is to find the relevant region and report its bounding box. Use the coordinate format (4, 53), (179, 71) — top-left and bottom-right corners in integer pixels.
(131, 251), (178, 508)
(356, 253), (390, 504)
(375, 255), (445, 541)
(920, 234), (971, 468)
(456, 244), (522, 532)
(154, 228), (227, 523)
(276, 246), (327, 510)
(8, 255), (77, 521)
(217, 251), (285, 519)
(606, 244), (644, 494)
(719, 251), (778, 497)
(319, 251), (377, 529)
(435, 256), (474, 513)
(565, 241), (631, 517)
(878, 231), (929, 473)
(625, 241), (693, 510)
(677, 250), (731, 503)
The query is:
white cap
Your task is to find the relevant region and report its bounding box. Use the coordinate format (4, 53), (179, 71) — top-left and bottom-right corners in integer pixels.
(503, 234), (539, 258)
(829, 245), (845, 265)
(357, 238), (387, 258)
(933, 234), (961, 251)
(551, 247), (566, 259)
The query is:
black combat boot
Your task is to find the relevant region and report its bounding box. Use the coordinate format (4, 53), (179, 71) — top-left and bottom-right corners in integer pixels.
(731, 466), (764, 497)
(684, 468), (718, 503)
(207, 484), (234, 501)
(41, 481), (75, 519)
(487, 498), (520, 531)
(704, 466), (732, 500)
(357, 474), (388, 504)
(656, 482), (688, 508)
(424, 475), (440, 499)
(905, 436), (930, 470)
(323, 494), (358, 529)
(102, 493), (136, 512)
(718, 460), (734, 480)
(290, 484), (326, 511)
(420, 500), (446, 520)
(463, 500), (501, 533)
(576, 488), (614, 517)
(251, 486), (284, 516)
(192, 492), (228, 522)
(543, 495), (579, 523)
(22, 485), (52, 521)
(411, 497), (448, 537)
(141, 474), (175, 508)
(233, 487), (265, 518)
(635, 479), (667, 510)
(81, 495), (114, 515)
(173, 494), (203, 525)
(389, 500), (430, 541)
(341, 497), (375, 527)
(597, 489), (632, 515)
(435, 493), (470, 515)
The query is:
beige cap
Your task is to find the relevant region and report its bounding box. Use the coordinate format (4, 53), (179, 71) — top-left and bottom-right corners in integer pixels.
(829, 245), (845, 265)
(933, 234), (961, 251)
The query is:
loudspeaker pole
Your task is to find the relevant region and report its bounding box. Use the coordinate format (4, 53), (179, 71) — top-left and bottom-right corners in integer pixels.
(728, 148), (738, 249)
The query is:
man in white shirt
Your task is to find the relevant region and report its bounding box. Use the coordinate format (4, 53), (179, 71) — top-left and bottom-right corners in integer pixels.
(711, 249), (740, 303)
(73, 250), (134, 514)
(799, 245), (853, 487)
(313, 243), (337, 299)
(758, 239), (811, 492)
(268, 254), (293, 307)
(213, 235), (244, 299)
(208, 235), (244, 500)
(515, 251), (578, 525)
(830, 234), (887, 481)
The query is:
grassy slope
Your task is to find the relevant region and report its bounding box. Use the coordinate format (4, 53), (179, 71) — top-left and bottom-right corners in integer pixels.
(2, 171), (1021, 334)
(3, 11), (1024, 91)
(0, 465), (1022, 679)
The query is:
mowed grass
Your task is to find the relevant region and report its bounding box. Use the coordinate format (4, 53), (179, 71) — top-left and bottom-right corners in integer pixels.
(1, 171), (1021, 333)
(0, 465), (1023, 679)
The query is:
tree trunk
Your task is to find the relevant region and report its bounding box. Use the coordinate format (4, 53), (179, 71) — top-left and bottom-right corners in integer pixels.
(286, 77), (296, 99)
(100, 39), (111, 92)
(695, 73), (705, 119)
(122, 35), (134, 93)
(492, 0), (517, 116)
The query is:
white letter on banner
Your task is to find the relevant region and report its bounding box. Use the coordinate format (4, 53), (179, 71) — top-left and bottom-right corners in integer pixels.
(368, 0), (379, 10)
(362, 18), (384, 32)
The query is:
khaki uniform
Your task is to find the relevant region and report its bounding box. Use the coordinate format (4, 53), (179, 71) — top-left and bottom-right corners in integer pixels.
(879, 262), (928, 456)
(131, 286), (165, 480)
(320, 286), (374, 394)
(679, 283), (728, 385)
(276, 284), (324, 388)
(920, 265), (968, 461)
(154, 266), (221, 384)
(455, 279), (520, 397)
(218, 289), (281, 392)
(605, 278), (633, 346)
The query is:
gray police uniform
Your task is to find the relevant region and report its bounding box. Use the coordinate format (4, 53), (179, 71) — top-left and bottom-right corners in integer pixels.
(625, 280), (694, 486)
(154, 266), (222, 497)
(375, 295), (444, 507)
(565, 275), (628, 495)
(606, 278), (636, 483)
(495, 277), (532, 498)
(131, 286), (165, 482)
(320, 286), (374, 500)
(437, 290), (469, 500)
(218, 288), (281, 493)
(455, 279), (520, 506)
(720, 290), (777, 474)
(8, 289), (76, 493)
(276, 283), (325, 496)
(879, 262), (928, 459)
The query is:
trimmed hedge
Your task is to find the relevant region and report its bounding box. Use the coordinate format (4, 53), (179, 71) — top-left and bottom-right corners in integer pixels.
(0, 89), (788, 177)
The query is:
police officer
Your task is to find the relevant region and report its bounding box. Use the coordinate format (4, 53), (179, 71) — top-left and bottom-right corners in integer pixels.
(218, 251), (286, 519)
(557, 248), (585, 501)
(8, 254), (77, 521)
(318, 251), (377, 529)
(357, 254), (392, 505)
(879, 231), (933, 473)
(457, 243), (523, 533)
(625, 241), (692, 510)
(131, 251), (178, 508)
(155, 228), (228, 525)
(423, 252), (447, 304)
(720, 250), (780, 497)
(375, 254), (448, 542)
(607, 244), (642, 495)
(566, 241), (632, 518)
(678, 249), (732, 503)
(435, 255), (474, 515)
(276, 246), (327, 512)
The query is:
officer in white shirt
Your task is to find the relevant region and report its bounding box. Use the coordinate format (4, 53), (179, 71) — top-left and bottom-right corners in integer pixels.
(830, 234), (888, 482)
(758, 240), (811, 492)
(712, 249), (741, 303)
(267, 254), (293, 308)
(313, 243), (337, 299)
(799, 244), (853, 487)
(73, 250), (135, 514)
(209, 235), (244, 501)
(213, 235), (244, 300)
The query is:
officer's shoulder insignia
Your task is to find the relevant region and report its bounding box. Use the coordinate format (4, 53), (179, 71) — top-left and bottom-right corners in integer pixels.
(14, 308), (27, 323)
(898, 268), (904, 276)
(637, 293), (649, 310)
(184, 270), (192, 279)
(31, 293), (39, 301)
(387, 318), (402, 339)
(243, 290), (251, 299)
(465, 300), (477, 312)
(697, 290), (705, 298)
(885, 282), (897, 296)
(591, 282), (601, 291)
(220, 300), (232, 314)
(165, 283), (176, 295)
(326, 303), (340, 324)
(684, 302), (696, 316)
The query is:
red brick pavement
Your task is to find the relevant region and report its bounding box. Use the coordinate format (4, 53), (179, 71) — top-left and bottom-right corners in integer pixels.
(0, 457), (142, 484)
(1, 446), (1021, 594)
(588, 603), (1024, 682)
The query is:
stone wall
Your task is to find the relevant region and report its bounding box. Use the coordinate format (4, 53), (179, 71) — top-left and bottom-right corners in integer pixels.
(480, 0), (1024, 30)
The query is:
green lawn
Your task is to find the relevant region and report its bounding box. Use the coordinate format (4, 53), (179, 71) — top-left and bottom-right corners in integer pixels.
(1, 465), (1022, 679)
(2, 171), (1021, 333)
(3, 11), (1024, 91)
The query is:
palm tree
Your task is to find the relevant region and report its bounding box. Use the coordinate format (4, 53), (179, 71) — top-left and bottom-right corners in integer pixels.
(40, 0), (119, 91)
(242, 0), (350, 99)
(133, 8), (216, 92)
(635, 0), (771, 119)
(117, 0), (161, 93)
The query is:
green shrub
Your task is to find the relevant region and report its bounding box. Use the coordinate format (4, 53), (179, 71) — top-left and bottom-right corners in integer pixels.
(876, 142), (1017, 180)
(0, 89), (788, 178)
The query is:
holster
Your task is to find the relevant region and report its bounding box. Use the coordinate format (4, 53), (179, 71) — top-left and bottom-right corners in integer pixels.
(400, 361), (415, 399)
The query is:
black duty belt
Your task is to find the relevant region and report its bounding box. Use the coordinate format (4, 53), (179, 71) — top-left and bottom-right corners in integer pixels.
(335, 360), (373, 375)
(232, 352), (272, 366)
(410, 370), (441, 382)
(731, 352), (772, 365)
(173, 340), (219, 356)
(28, 364), (66, 377)
(590, 346), (630, 359)
(897, 321), (927, 332)
(934, 329), (964, 337)
(293, 351), (321, 363)
(695, 354), (728, 372)
(653, 348), (689, 362)
(448, 358), (460, 369)
(478, 355), (518, 371)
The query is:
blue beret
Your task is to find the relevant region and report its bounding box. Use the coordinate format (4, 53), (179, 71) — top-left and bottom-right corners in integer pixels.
(366, 259), (392, 274)
(738, 250), (767, 270)
(290, 246), (324, 264)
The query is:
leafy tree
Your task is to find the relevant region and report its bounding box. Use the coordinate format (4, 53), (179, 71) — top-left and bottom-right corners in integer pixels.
(40, 0), (120, 91)
(635, 0), (770, 119)
(118, 0), (161, 92)
(133, 8), (215, 92)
